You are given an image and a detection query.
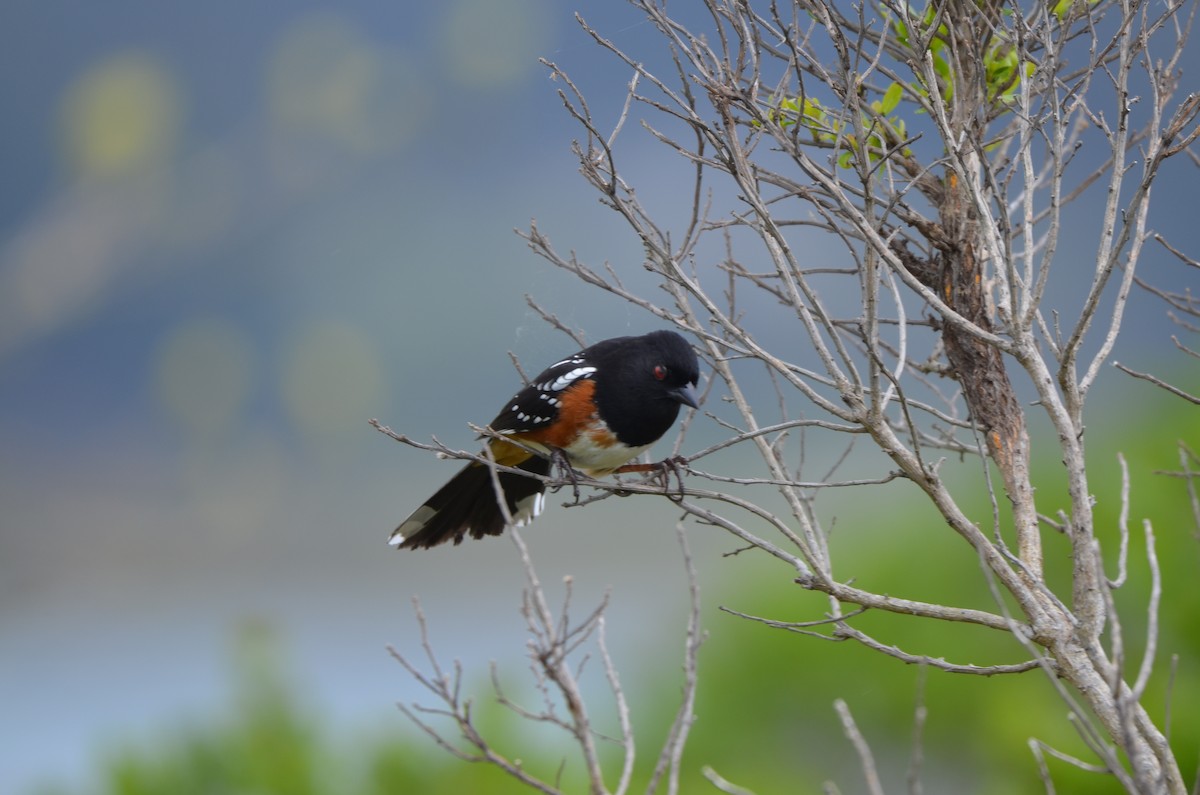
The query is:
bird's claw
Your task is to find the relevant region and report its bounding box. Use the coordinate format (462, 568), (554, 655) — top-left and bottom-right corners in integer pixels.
(548, 447), (583, 504)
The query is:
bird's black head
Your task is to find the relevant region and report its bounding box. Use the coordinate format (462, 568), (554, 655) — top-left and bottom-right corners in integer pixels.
(640, 329), (700, 409)
(591, 330), (700, 447)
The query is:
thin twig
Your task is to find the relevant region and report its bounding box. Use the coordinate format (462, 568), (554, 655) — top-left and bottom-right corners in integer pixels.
(834, 699), (886, 795)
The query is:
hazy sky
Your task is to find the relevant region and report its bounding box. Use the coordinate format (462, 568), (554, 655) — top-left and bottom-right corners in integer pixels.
(2, 3), (1197, 792)
(0, 3), (699, 790)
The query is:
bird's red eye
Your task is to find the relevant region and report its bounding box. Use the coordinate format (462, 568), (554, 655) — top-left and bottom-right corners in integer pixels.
(653, 365), (667, 380)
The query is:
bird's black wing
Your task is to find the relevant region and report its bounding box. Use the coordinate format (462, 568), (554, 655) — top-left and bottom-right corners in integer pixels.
(487, 349), (601, 435)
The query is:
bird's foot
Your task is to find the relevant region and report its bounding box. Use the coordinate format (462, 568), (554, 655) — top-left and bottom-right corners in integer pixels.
(548, 447), (584, 504)
(613, 455), (688, 502)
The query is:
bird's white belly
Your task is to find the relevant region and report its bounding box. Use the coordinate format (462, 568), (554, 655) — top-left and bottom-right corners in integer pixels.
(521, 427), (651, 477)
(563, 434), (652, 476)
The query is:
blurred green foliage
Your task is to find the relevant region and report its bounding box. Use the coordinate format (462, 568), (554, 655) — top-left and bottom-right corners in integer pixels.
(35, 396), (1198, 794)
(29, 623), (442, 795)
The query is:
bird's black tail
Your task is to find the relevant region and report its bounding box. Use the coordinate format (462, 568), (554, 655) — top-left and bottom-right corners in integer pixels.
(390, 456), (551, 550)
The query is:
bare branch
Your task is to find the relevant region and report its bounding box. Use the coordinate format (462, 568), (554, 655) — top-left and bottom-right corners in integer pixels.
(833, 700), (885, 795)
(907, 666), (928, 795)
(701, 766), (758, 795)
(1113, 362), (1200, 405)
(646, 523), (705, 795)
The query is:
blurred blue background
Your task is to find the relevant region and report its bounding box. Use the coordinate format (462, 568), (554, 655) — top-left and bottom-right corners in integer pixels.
(3, 2), (1198, 792)
(0, 3), (721, 791)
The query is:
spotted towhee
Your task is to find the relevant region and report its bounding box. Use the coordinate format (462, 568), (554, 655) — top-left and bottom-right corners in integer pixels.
(390, 330), (700, 550)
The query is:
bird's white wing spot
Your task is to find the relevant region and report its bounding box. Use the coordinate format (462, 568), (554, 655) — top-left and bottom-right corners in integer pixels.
(547, 366), (596, 392)
(551, 355), (585, 368)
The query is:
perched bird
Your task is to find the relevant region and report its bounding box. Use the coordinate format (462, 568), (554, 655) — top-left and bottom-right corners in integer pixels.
(390, 330), (700, 550)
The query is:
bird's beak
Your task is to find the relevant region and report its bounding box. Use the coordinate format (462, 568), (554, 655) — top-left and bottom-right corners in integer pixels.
(668, 383), (700, 410)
